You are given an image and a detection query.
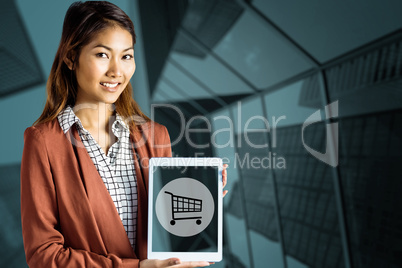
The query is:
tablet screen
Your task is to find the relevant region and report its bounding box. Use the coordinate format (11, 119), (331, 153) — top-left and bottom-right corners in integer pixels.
(148, 158), (222, 261)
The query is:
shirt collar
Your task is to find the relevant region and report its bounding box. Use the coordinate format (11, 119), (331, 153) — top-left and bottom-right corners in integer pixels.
(57, 106), (130, 135)
(114, 114), (130, 131)
(112, 114), (130, 139)
(57, 106), (81, 134)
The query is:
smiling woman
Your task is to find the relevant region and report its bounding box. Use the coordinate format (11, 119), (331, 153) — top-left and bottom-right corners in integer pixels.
(34, 1), (147, 132)
(68, 27), (136, 106)
(20, 1), (226, 268)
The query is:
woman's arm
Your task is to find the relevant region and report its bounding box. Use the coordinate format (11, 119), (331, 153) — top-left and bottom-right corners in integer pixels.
(21, 127), (138, 268)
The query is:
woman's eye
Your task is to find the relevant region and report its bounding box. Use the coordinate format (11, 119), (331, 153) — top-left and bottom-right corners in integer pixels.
(123, 54), (133, 60)
(96, 53), (108, 58)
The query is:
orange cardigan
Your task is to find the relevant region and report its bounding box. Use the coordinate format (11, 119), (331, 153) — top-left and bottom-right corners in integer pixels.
(20, 118), (172, 267)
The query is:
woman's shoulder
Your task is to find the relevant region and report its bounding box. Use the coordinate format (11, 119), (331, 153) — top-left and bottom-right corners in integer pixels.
(24, 118), (63, 140)
(134, 120), (168, 134)
(131, 120), (170, 147)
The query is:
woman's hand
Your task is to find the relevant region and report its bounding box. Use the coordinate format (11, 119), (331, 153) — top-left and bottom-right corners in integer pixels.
(139, 258), (211, 267)
(222, 164), (228, 198)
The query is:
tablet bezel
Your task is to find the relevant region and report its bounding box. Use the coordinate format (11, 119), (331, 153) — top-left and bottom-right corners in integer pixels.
(148, 157), (223, 262)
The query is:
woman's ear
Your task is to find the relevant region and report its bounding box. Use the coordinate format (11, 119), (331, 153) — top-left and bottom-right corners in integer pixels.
(64, 52), (76, 70)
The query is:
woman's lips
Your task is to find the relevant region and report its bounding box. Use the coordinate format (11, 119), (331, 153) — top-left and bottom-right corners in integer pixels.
(100, 82), (120, 92)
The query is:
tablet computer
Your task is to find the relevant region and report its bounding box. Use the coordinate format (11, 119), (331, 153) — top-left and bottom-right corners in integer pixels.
(148, 157), (223, 262)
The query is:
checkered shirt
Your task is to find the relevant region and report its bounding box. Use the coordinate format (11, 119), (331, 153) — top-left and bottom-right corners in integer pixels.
(58, 106), (137, 250)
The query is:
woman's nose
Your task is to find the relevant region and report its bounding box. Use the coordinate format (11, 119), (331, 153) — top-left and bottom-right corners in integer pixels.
(106, 59), (122, 78)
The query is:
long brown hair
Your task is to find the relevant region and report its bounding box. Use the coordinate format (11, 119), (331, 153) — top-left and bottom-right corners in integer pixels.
(35, 1), (149, 132)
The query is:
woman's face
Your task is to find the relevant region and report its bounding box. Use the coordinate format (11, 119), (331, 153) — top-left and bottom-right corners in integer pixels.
(74, 26), (135, 105)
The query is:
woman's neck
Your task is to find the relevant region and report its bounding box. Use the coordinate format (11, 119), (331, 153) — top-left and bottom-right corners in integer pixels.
(73, 102), (116, 155)
(73, 102), (114, 132)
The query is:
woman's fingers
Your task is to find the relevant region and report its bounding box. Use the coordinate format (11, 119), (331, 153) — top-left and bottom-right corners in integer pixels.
(222, 164), (228, 188)
(140, 258), (180, 268)
(176, 261), (211, 267)
(167, 258), (181, 266)
(140, 258), (211, 268)
(223, 190), (228, 198)
(222, 164), (228, 198)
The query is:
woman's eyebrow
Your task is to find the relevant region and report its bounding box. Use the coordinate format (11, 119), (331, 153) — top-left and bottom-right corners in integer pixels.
(93, 44), (134, 52)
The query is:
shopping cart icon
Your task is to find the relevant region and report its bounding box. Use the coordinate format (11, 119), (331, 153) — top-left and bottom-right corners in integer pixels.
(165, 191), (202, 226)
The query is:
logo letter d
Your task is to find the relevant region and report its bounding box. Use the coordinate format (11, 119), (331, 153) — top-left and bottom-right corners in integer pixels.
(302, 101), (339, 167)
